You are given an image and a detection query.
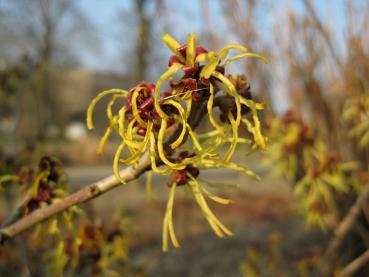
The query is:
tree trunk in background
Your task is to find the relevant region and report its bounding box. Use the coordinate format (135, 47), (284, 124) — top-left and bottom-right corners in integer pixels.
(134, 0), (151, 82)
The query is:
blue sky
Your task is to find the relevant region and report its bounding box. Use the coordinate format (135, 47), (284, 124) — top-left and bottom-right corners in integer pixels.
(71, 0), (362, 112)
(74, 0), (352, 74)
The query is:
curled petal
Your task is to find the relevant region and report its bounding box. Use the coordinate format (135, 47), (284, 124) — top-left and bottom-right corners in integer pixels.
(107, 94), (125, 121)
(157, 119), (186, 170)
(97, 117), (117, 155)
(118, 106), (127, 139)
(218, 44), (248, 60)
(154, 63), (184, 120)
(195, 51), (216, 63)
(163, 99), (187, 149)
(188, 175), (233, 237)
(224, 113), (238, 162)
(87, 89), (128, 130)
(149, 133), (172, 175)
(113, 142), (126, 184)
(30, 171), (50, 198)
(240, 97), (266, 150)
(121, 121), (152, 164)
(207, 83), (224, 132)
(224, 52), (269, 66)
(131, 88), (148, 127)
(200, 56), (220, 79)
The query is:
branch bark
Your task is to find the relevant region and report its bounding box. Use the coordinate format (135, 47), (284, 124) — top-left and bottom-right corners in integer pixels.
(325, 184), (369, 259)
(302, 0), (345, 75)
(338, 249), (369, 277)
(0, 152), (151, 244)
(0, 93), (225, 244)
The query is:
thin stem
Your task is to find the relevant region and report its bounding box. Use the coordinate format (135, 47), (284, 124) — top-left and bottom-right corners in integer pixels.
(338, 249), (369, 277)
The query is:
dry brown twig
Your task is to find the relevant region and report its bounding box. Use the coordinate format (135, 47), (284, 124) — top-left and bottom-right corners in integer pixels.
(321, 184), (369, 274)
(338, 249), (369, 277)
(325, 184), (369, 258)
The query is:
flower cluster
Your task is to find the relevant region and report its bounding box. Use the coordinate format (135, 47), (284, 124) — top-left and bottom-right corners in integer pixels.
(264, 110), (360, 229)
(0, 156), (69, 215)
(23, 156), (69, 214)
(342, 91), (369, 149)
(57, 221), (131, 275)
(87, 33), (267, 251)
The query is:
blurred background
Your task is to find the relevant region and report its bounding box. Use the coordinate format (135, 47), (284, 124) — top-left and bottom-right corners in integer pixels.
(0, 0), (368, 276)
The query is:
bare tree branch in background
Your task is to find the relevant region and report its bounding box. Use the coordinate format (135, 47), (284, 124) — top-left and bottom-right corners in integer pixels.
(134, 0), (151, 82)
(219, 0), (274, 113)
(200, 0), (220, 50)
(302, 0), (344, 75)
(0, 0), (98, 141)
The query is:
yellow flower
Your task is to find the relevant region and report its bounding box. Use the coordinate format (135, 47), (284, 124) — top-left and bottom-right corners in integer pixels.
(87, 33), (269, 251)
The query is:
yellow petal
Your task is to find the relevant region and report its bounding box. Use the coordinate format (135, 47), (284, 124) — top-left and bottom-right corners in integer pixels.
(157, 119), (186, 170)
(224, 113), (238, 162)
(154, 63), (184, 120)
(86, 89), (128, 130)
(118, 106), (127, 139)
(163, 99), (187, 149)
(149, 133), (173, 175)
(207, 83), (224, 132)
(224, 52), (269, 66)
(145, 170), (155, 202)
(200, 56), (219, 79)
(131, 88), (148, 127)
(200, 185), (234, 205)
(113, 142), (126, 184)
(121, 121), (152, 164)
(97, 121), (116, 155)
(186, 33), (196, 66)
(161, 33), (185, 62)
(195, 51), (215, 63)
(218, 44), (248, 60)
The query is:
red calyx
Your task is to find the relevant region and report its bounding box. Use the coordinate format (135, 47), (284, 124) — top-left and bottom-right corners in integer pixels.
(183, 66), (198, 75)
(195, 46), (208, 55)
(131, 81), (146, 90)
(125, 94), (132, 108)
(185, 79), (197, 90)
(186, 165), (199, 178)
(137, 128), (147, 136)
(139, 98), (154, 111)
(146, 83), (155, 96)
(161, 91), (172, 98)
(178, 45), (187, 58)
(192, 91), (202, 102)
(200, 77), (210, 86)
(167, 118), (175, 127)
(168, 55), (182, 67)
(140, 110), (151, 120)
(174, 170), (188, 186)
(36, 186), (52, 203)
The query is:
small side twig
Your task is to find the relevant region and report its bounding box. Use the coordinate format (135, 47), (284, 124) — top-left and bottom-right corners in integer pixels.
(338, 249), (369, 277)
(319, 183), (369, 275)
(325, 184), (369, 258)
